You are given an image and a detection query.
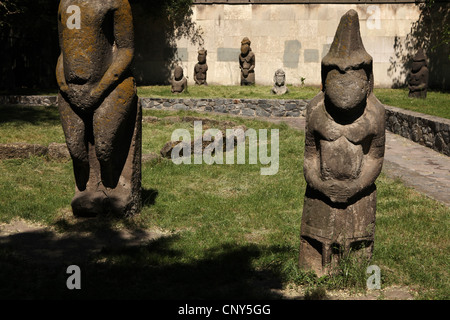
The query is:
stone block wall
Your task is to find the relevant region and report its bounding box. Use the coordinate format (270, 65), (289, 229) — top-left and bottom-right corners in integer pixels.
(385, 105), (450, 156)
(140, 97), (308, 118)
(0, 95), (58, 106)
(170, 3), (423, 88)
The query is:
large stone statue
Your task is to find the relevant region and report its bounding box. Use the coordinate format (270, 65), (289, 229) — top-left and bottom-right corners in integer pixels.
(194, 49), (208, 86)
(299, 10), (385, 276)
(239, 37), (255, 86)
(171, 66), (188, 94)
(408, 48), (429, 99)
(56, 0), (142, 217)
(271, 69), (289, 95)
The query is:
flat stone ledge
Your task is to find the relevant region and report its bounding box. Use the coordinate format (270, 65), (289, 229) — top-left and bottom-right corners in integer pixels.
(385, 105), (450, 156)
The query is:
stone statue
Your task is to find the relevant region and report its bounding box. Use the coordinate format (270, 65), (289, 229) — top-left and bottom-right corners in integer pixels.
(239, 37), (255, 86)
(194, 49), (208, 86)
(299, 10), (385, 276)
(56, 0), (142, 217)
(271, 69), (289, 95)
(408, 48), (429, 99)
(171, 66), (188, 94)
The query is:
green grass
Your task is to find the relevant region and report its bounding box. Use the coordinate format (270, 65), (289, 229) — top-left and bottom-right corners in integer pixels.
(138, 85), (320, 100)
(0, 105), (65, 145)
(0, 106), (448, 299)
(374, 88), (450, 119)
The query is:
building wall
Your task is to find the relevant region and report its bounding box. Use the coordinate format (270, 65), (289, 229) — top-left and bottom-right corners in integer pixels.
(171, 3), (421, 87)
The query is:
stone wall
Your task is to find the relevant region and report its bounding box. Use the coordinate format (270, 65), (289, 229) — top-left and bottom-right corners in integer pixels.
(169, 3), (424, 88)
(0, 95), (57, 106)
(385, 105), (450, 156)
(140, 97), (308, 117)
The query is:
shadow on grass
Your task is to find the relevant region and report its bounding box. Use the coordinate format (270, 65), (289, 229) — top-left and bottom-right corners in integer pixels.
(0, 189), (286, 299)
(0, 105), (60, 125)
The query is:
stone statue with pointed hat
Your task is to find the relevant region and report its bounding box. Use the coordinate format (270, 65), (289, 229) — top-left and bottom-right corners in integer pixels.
(239, 37), (255, 86)
(299, 9), (385, 277)
(408, 48), (429, 99)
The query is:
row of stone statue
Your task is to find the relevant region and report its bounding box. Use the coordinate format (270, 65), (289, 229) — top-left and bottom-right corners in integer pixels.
(173, 37), (429, 99)
(171, 38), (288, 95)
(56, 0), (387, 277)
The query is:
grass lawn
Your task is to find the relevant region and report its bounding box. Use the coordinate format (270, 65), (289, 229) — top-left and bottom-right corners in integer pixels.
(0, 105), (448, 299)
(137, 85), (450, 119)
(138, 84), (320, 101)
(1, 85), (448, 119)
(374, 88), (450, 119)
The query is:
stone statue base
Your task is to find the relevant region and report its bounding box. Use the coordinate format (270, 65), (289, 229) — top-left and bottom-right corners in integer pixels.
(299, 185), (376, 276)
(241, 72), (255, 86)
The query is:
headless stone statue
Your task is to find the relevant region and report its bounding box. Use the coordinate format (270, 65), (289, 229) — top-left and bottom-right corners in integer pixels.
(171, 66), (188, 94)
(299, 10), (385, 276)
(56, 0), (142, 217)
(239, 37), (255, 86)
(194, 49), (208, 86)
(408, 48), (429, 99)
(271, 69), (289, 95)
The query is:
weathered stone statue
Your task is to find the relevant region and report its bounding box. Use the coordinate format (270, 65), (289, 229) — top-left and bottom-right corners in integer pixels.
(299, 10), (385, 276)
(239, 37), (255, 86)
(194, 49), (208, 86)
(171, 66), (188, 94)
(271, 69), (289, 95)
(408, 48), (429, 99)
(56, 0), (142, 217)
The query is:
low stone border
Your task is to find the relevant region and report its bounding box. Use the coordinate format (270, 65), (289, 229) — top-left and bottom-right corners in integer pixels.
(0, 95), (57, 106)
(0, 95), (309, 117)
(385, 105), (450, 156)
(140, 97), (308, 118)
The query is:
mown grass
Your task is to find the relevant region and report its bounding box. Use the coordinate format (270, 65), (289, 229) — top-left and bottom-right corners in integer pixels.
(0, 105), (448, 300)
(374, 88), (450, 119)
(137, 85), (450, 119)
(138, 85), (320, 100)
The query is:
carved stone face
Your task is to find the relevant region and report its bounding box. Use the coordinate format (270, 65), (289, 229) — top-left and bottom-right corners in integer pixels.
(241, 43), (250, 56)
(275, 74), (285, 86)
(174, 67), (183, 80)
(198, 52), (207, 64)
(325, 68), (369, 112)
(412, 60), (426, 73)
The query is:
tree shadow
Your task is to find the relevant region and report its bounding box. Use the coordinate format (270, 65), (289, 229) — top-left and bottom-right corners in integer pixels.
(130, 1), (204, 85)
(0, 105), (61, 125)
(0, 217), (288, 299)
(0, 0), (203, 91)
(388, 2), (450, 90)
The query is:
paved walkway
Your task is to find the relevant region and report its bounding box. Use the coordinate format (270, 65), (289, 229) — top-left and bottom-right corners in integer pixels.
(261, 116), (450, 207)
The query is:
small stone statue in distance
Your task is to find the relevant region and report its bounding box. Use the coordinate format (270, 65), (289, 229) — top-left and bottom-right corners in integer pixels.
(239, 37), (255, 86)
(194, 49), (208, 86)
(271, 69), (289, 95)
(408, 48), (429, 99)
(171, 66), (188, 94)
(299, 9), (386, 276)
(56, 0), (142, 217)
